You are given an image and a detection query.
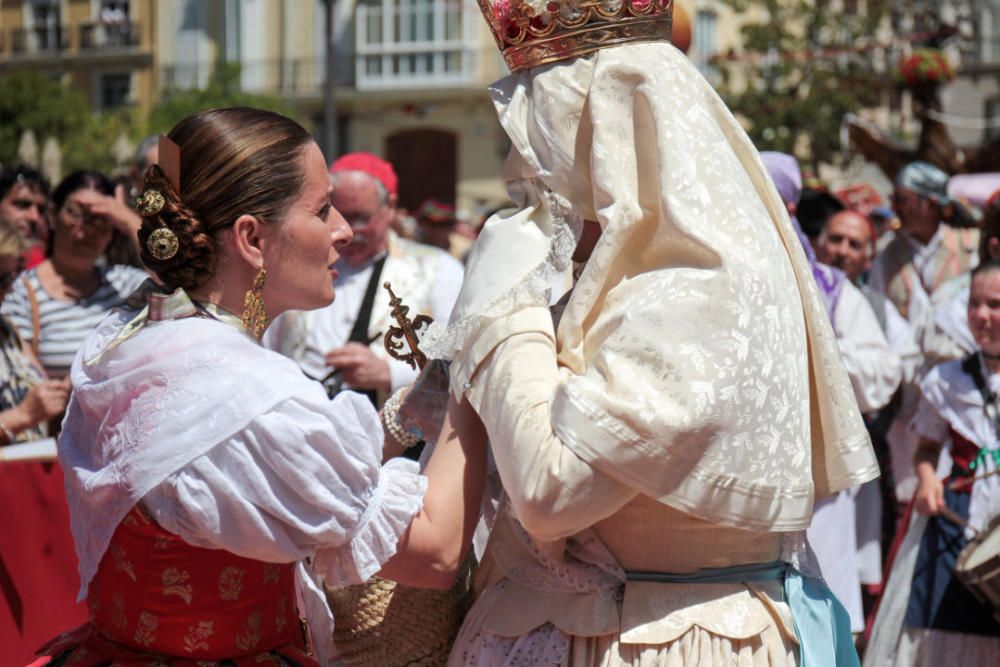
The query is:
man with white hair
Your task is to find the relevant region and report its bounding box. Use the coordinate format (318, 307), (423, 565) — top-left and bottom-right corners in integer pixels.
(265, 152), (465, 407)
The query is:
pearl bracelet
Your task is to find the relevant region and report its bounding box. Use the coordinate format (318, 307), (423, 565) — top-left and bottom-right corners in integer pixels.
(380, 388), (422, 449)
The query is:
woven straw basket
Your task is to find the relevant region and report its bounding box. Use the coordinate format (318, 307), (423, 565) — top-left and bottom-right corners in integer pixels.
(327, 557), (475, 666)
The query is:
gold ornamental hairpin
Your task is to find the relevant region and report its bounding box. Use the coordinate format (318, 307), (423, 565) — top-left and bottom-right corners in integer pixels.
(383, 282), (433, 371)
(146, 227), (179, 260)
(136, 189), (165, 216)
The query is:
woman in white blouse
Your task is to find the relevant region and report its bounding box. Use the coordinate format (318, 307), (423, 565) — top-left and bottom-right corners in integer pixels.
(2, 170), (148, 379)
(34, 108), (486, 666)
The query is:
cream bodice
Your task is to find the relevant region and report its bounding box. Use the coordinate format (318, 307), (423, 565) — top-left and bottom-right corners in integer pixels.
(475, 495), (796, 646)
(592, 495), (783, 574)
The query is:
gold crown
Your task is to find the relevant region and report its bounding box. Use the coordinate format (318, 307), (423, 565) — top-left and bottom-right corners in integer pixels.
(477, 0), (673, 73)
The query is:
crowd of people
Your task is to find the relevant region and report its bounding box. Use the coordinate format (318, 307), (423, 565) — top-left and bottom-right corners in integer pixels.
(2, 123), (999, 667)
(0, 2), (998, 666)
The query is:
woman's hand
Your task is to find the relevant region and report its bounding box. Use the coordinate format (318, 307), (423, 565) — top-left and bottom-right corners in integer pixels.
(76, 186), (141, 238)
(914, 467), (944, 516)
(16, 379), (71, 428)
(397, 359), (452, 446)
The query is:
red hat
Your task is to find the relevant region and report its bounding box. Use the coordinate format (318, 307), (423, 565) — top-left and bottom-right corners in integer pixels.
(329, 152), (398, 197)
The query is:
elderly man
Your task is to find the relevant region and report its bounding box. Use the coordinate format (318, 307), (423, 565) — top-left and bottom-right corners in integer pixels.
(818, 208), (920, 354)
(817, 209), (876, 282)
(763, 152), (901, 636)
(265, 152), (465, 406)
(0, 165), (49, 267)
(818, 207), (923, 603)
(869, 161), (979, 326)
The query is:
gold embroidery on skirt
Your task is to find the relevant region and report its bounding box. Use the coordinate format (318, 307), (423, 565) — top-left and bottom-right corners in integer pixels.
(183, 620), (214, 653)
(236, 610), (263, 651)
(161, 567), (193, 604)
(133, 611), (159, 646)
(110, 592), (127, 632)
(275, 596), (288, 633)
(219, 566), (245, 601)
(111, 544), (137, 582)
(263, 563), (281, 585)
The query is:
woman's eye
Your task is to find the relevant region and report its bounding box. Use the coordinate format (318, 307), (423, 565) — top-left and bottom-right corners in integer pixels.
(318, 204), (331, 219)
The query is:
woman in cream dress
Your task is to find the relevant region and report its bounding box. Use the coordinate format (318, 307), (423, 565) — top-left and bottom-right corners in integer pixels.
(428, 1), (880, 665)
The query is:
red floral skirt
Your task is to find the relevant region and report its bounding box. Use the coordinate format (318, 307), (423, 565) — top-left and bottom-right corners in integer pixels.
(32, 505), (317, 666)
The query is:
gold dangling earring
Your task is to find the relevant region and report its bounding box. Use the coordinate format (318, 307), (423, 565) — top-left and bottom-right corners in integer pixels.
(242, 266), (268, 340)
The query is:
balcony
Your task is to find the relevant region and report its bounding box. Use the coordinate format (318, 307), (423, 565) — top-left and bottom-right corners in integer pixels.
(79, 21), (140, 50)
(355, 0), (480, 91)
(159, 56), (355, 98)
(11, 26), (67, 55)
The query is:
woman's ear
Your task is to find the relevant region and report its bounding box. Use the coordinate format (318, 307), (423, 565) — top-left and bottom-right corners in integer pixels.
(230, 214), (265, 268)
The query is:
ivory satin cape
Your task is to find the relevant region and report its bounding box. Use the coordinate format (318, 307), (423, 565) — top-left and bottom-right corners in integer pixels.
(429, 41), (878, 532)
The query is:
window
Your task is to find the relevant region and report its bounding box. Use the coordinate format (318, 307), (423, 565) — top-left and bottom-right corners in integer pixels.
(100, 73), (131, 109)
(694, 9), (718, 77)
(355, 0), (477, 89)
(26, 0), (62, 51)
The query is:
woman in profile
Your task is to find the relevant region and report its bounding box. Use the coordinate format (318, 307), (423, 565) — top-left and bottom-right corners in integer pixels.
(34, 107), (486, 666)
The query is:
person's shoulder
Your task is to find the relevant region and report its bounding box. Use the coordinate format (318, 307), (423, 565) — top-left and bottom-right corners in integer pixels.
(875, 233), (911, 259)
(393, 236), (464, 271)
(930, 272), (970, 306)
(2, 268), (37, 311)
(105, 264), (148, 293)
(924, 357), (971, 392)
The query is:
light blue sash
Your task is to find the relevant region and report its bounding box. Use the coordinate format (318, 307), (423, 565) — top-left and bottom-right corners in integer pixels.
(626, 561), (859, 667)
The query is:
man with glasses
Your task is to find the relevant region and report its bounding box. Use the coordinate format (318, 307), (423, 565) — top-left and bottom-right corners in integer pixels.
(0, 165), (50, 268)
(265, 152), (465, 407)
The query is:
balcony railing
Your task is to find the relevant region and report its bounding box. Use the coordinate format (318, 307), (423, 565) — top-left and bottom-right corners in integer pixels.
(11, 26), (68, 55)
(159, 56), (355, 97)
(80, 21), (140, 50)
(355, 0), (480, 90)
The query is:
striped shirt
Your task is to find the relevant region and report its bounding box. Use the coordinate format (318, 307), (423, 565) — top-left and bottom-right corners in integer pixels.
(2, 265), (147, 378)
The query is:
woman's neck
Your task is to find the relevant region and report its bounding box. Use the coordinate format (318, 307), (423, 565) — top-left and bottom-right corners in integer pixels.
(42, 254), (100, 300)
(49, 253), (97, 285)
(186, 284), (243, 320)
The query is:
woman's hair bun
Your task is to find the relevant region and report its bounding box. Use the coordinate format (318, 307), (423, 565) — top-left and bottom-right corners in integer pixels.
(133, 108), (314, 293)
(136, 165), (217, 291)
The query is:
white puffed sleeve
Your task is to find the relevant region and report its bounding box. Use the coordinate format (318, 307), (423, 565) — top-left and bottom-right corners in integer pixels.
(142, 391), (426, 587)
(910, 367), (951, 445)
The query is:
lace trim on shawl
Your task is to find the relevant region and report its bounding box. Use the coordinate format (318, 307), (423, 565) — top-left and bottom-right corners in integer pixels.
(422, 186), (581, 361)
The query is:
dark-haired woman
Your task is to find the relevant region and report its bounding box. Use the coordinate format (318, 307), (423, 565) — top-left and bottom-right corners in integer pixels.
(1, 171), (146, 379)
(865, 260), (1000, 666)
(0, 220), (83, 664)
(34, 108), (485, 666)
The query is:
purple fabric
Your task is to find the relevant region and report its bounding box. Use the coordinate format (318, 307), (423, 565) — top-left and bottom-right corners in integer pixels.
(947, 173), (1000, 207)
(760, 152), (802, 206)
(761, 151), (845, 320)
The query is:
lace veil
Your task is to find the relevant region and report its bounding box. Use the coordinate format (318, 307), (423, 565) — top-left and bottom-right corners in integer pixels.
(427, 41), (878, 531)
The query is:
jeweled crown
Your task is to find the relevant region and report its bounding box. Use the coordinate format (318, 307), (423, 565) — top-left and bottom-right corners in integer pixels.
(478, 0), (673, 73)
